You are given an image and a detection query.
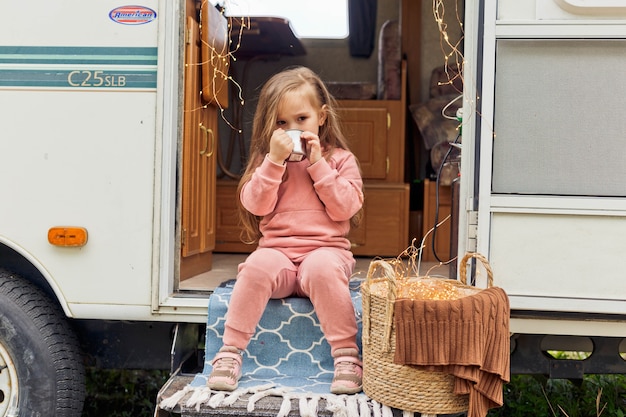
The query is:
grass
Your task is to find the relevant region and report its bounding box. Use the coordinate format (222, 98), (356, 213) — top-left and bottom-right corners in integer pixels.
(83, 368), (170, 417)
(83, 368), (626, 417)
(487, 374), (626, 417)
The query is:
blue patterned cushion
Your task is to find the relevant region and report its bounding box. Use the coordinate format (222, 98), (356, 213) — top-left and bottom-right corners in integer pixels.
(193, 279), (363, 394)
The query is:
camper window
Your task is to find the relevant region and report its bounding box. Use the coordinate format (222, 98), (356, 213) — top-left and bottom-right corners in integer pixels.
(211, 0), (349, 39)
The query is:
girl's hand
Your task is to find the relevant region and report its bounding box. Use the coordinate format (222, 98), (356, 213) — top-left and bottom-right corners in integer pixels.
(302, 131), (323, 164)
(268, 129), (293, 164)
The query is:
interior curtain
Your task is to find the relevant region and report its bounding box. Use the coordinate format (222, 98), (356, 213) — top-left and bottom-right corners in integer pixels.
(348, 0), (377, 57)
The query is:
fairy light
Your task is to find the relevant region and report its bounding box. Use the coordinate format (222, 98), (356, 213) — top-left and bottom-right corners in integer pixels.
(182, 1), (248, 134)
(367, 241), (485, 301)
(368, 242), (461, 300)
(432, 0), (465, 95)
(430, 1), (495, 141)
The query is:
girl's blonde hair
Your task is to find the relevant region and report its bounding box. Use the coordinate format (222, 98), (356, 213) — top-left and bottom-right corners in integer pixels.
(237, 66), (362, 243)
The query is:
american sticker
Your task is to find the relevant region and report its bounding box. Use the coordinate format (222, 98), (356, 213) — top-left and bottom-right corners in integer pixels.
(109, 6), (157, 25)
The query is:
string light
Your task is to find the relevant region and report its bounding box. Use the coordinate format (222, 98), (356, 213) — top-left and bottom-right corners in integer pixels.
(432, 0), (464, 94)
(367, 241), (483, 301)
(431, 1), (493, 139)
(183, 0), (247, 133)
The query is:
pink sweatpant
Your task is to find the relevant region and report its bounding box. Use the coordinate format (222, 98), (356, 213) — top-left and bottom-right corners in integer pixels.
(223, 247), (358, 355)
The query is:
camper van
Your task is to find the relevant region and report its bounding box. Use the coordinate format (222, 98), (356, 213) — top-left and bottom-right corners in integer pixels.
(1, 0), (625, 416)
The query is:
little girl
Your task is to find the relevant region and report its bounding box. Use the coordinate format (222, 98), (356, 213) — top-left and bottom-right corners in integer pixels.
(207, 66), (364, 395)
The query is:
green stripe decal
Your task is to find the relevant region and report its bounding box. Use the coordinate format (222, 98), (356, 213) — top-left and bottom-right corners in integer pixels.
(0, 46), (158, 89)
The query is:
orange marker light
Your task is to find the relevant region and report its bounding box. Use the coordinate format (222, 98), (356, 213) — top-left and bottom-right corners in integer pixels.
(48, 227), (88, 247)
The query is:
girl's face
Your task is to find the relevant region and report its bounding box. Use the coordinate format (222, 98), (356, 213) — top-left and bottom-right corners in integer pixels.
(275, 86), (327, 135)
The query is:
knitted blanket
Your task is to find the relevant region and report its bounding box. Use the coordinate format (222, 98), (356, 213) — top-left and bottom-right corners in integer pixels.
(160, 279), (400, 417)
(393, 286), (510, 417)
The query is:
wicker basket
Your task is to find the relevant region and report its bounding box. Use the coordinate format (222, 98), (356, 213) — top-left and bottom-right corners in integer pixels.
(361, 252), (493, 414)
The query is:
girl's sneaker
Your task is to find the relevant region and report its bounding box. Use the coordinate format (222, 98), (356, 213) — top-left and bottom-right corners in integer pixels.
(330, 348), (363, 394)
(207, 346), (242, 391)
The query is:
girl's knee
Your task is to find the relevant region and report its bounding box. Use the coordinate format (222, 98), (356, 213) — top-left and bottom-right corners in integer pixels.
(237, 248), (298, 297)
(298, 251), (353, 295)
(239, 248), (294, 274)
(300, 249), (354, 277)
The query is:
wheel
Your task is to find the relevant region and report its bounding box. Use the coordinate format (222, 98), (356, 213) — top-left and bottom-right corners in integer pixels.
(0, 269), (85, 417)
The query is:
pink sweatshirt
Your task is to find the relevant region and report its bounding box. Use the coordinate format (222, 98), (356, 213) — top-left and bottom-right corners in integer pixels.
(241, 148), (364, 261)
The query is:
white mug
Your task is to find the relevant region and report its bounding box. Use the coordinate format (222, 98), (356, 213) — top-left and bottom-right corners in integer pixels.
(285, 129), (305, 162)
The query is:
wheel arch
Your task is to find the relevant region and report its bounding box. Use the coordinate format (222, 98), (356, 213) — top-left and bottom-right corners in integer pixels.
(0, 239), (73, 317)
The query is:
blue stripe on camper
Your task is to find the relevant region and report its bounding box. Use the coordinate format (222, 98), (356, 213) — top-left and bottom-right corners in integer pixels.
(0, 46), (158, 89)
(0, 69), (156, 89)
(0, 46), (158, 65)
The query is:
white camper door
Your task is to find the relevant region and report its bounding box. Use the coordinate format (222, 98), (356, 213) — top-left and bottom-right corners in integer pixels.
(461, 0), (626, 318)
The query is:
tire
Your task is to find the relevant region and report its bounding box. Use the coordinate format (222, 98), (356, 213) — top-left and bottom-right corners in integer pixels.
(0, 269), (85, 417)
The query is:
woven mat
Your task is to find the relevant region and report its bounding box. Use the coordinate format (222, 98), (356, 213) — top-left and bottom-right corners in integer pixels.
(159, 280), (405, 417)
